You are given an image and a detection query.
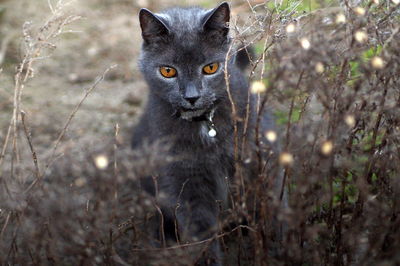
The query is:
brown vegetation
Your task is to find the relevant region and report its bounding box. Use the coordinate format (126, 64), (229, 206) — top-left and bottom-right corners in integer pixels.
(0, 0), (399, 265)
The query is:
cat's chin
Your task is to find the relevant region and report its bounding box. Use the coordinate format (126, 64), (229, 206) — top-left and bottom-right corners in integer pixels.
(176, 108), (215, 122)
(179, 108), (212, 121)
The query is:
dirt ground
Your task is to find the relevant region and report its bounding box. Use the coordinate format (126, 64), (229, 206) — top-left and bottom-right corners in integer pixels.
(0, 0), (263, 184)
(2, 0), (400, 265)
(0, 0), (255, 171)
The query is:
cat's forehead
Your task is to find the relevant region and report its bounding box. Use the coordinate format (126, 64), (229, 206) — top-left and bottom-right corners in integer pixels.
(153, 41), (212, 66)
(141, 6), (229, 64)
(157, 7), (208, 36)
(153, 36), (224, 65)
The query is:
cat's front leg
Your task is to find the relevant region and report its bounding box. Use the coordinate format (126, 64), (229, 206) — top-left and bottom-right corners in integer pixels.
(173, 187), (222, 266)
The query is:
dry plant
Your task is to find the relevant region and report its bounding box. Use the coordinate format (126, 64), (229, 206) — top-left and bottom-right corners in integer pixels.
(0, 0), (400, 265)
(0, 0), (81, 180)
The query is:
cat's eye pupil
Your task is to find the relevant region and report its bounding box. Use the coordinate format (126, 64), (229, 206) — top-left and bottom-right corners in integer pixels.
(160, 66), (177, 78)
(203, 63), (219, 75)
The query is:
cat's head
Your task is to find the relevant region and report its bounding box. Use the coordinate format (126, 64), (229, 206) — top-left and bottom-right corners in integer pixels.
(138, 2), (231, 121)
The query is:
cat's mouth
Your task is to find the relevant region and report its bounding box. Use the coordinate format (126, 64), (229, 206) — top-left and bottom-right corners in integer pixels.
(179, 108), (208, 121)
(178, 107), (213, 121)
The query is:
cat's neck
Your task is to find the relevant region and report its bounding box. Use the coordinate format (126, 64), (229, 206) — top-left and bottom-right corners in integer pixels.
(147, 92), (233, 146)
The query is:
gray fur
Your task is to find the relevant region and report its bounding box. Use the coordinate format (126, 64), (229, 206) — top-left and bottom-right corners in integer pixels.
(132, 2), (283, 265)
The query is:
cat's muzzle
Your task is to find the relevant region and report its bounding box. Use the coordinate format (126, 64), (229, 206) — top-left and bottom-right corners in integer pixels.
(179, 108), (209, 121)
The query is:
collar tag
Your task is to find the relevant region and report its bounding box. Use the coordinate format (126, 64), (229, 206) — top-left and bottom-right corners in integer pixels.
(207, 109), (217, 138)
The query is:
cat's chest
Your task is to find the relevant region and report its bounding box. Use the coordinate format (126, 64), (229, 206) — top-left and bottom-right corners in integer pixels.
(173, 121), (233, 159)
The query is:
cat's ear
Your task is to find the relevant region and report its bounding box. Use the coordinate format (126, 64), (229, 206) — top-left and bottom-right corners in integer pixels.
(139, 8), (170, 44)
(202, 2), (230, 38)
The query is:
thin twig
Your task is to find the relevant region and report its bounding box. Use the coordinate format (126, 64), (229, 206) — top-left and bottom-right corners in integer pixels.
(45, 65), (116, 170)
(131, 225), (256, 252)
(20, 111), (40, 179)
(0, 211), (12, 241)
(24, 65), (116, 193)
(224, 41), (239, 161)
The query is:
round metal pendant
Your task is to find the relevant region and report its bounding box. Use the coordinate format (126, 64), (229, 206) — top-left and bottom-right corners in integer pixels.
(208, 128), (217, 137)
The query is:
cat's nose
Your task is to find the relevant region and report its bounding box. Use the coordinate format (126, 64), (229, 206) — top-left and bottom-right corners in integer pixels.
(184, 95), (200, 105)
(183, 83), (200, 105)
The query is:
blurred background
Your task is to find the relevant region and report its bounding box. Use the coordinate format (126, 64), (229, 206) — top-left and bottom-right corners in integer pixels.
(1, 0), (400, 265)
(0, 0), (275, 156)
(0, 0), (339, 163)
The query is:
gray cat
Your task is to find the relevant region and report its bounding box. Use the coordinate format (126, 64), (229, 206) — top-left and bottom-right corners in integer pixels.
(132, 2), (285, 265)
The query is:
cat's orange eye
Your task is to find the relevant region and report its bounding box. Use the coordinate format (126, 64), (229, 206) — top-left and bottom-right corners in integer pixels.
(202, 63), (219, 75)
(160, 66), (177, 78)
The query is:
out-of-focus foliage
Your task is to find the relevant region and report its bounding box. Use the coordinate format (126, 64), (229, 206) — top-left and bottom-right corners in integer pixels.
(0, 0), (399, 265)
